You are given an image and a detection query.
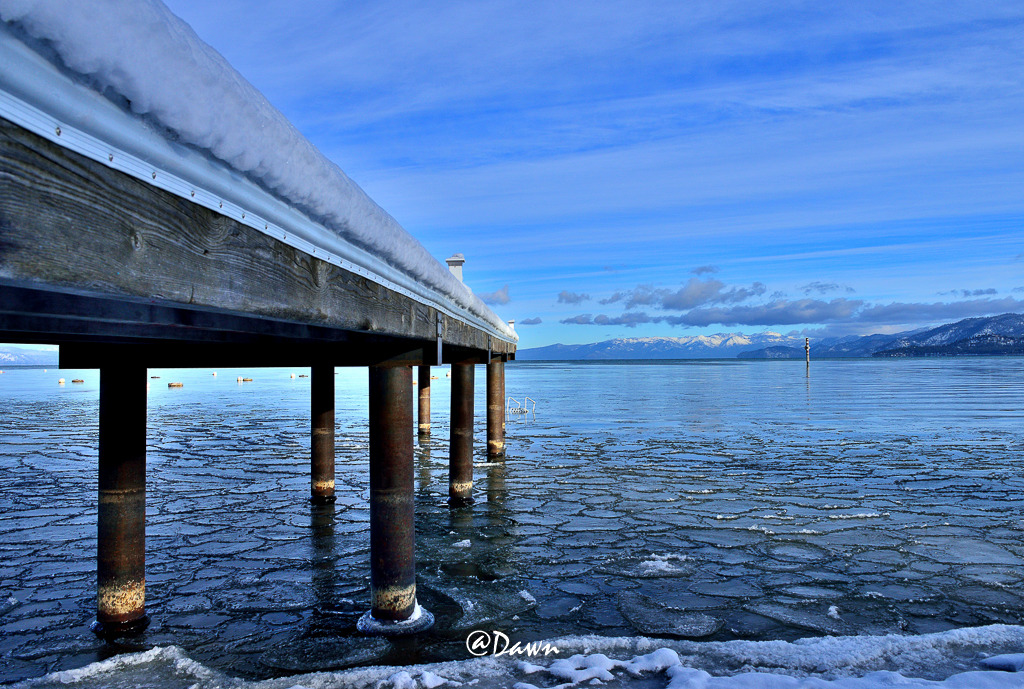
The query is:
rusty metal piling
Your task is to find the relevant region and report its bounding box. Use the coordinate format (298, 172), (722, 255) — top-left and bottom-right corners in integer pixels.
(486, 360), (505, 458)
(358, 365), (433, 634)
(311, 364), (336, 504)
(417, 365), (431, 437)
(93, 366), (149, 637)
(449, 362), (475, 507)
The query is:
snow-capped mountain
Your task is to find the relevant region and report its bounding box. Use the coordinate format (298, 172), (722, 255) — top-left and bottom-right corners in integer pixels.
(518, 314), (1024, 360)
(517, 332), (801, 360)
(0, 347), (59, 366)
(880, 313), (1024, 350)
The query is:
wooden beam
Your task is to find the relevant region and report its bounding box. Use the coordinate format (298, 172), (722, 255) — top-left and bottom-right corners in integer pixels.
(0, 118), (514, 357)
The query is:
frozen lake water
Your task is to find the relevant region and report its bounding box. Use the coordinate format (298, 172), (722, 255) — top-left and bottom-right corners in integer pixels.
(1, 358), (1023, 686)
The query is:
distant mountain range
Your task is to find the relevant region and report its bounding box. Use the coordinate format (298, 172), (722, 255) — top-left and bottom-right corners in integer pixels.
(517, 313), (1024, 360)
(0, 347), (59, 366)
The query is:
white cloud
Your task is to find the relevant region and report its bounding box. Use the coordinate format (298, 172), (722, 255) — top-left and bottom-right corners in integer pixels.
(478, 284), (510, 305)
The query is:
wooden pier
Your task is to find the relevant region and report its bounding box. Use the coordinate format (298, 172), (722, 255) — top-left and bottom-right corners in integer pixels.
(0, 26), (514, 638)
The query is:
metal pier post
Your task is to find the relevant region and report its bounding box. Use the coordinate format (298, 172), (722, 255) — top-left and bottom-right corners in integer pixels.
(92, 366), (149, 637)
(417, 365), (431, 437)
(449, 362), (475, 506)
(311, 364), (336, 504)
(358, 365), (433, 634)
(486, 360), (505, 458)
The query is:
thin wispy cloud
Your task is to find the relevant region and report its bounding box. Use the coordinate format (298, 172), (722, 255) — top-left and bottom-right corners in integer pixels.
(603, 279), (767, 311)
(802, 282), (855, 295)
(519, 317), (542, 325)
(477, 285), (510, 305)
(938, 288), (999, 298)
(557, 290), (590, 305)
(561, 297), (1024, 329)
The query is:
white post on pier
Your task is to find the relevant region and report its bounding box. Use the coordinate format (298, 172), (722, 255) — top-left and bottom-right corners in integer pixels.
(445, 254), (465, 283)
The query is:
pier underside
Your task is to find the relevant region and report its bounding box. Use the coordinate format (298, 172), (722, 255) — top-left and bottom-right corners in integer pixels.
(0, 115), (513, 637)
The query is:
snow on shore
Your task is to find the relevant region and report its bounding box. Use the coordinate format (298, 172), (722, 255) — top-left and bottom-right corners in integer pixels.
(17, 626), (1024, 689)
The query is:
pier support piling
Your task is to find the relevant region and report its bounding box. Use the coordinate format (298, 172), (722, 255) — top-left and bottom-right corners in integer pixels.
(92, 366), (149, 637)
(486, 360), (505, 458)
(449, 362), (475, 507)
(358, 365), (433, 635)
(417, 365), (431, 437)
(311, 364), (337, 504)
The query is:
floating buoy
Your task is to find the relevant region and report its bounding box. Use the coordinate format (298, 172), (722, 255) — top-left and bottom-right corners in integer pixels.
(212, 372), (217, 376)
(445, 372), (451, 378)
(58, 378), (65, 385)
(168, 382), (183, 388)
(290, 373), (296, 379)
(72, 379), (84, 383)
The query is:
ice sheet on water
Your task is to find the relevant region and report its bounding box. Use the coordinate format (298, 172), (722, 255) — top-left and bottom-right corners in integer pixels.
(617, 590), (724, 639)
(980, 654), (1024, 672)
(21, 626), (1024, 689)
(744, 603), (850, 637)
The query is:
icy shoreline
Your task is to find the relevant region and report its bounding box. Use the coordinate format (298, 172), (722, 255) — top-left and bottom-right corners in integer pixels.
(14, 626), (1024, 689)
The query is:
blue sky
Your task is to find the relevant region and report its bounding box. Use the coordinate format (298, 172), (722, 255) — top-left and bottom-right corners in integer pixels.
(161, 0), (1024, 348)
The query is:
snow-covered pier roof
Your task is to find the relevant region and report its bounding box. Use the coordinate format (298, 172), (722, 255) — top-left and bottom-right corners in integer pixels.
(0, 0), (515, 351)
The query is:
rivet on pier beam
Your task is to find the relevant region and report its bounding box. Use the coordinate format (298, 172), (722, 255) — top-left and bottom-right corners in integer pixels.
(358, 365), (434, 635)
(486, 359), (505, 458)
(449, 362), (475, 507)
(311, 364), (336, 504)
(417, 365), (431, 437)
(92, 366), (149, 637)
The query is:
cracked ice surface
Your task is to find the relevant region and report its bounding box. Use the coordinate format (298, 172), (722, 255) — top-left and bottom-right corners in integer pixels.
(1, 358), (1023, 684)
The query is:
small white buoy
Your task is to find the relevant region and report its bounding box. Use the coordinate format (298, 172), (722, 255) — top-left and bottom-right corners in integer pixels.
(290, 373), (296, 379)
(212, 372), (217, 376)
(58, 378), (65, 385)
(237, 376), (243, 382)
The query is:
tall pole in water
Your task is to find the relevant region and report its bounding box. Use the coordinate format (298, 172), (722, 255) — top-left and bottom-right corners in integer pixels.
(359, 364), (434, 634)
(311, 364), (336, 504)
(417, 365), (431, 437)
(805, 338), (810, 374)
(486, 359), (505, 458)
(449, 362), (475, 506)
(93, 365), (149, 636)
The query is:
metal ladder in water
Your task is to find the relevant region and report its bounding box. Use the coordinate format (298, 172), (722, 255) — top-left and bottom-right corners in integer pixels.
(506, 396), (536, 414)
